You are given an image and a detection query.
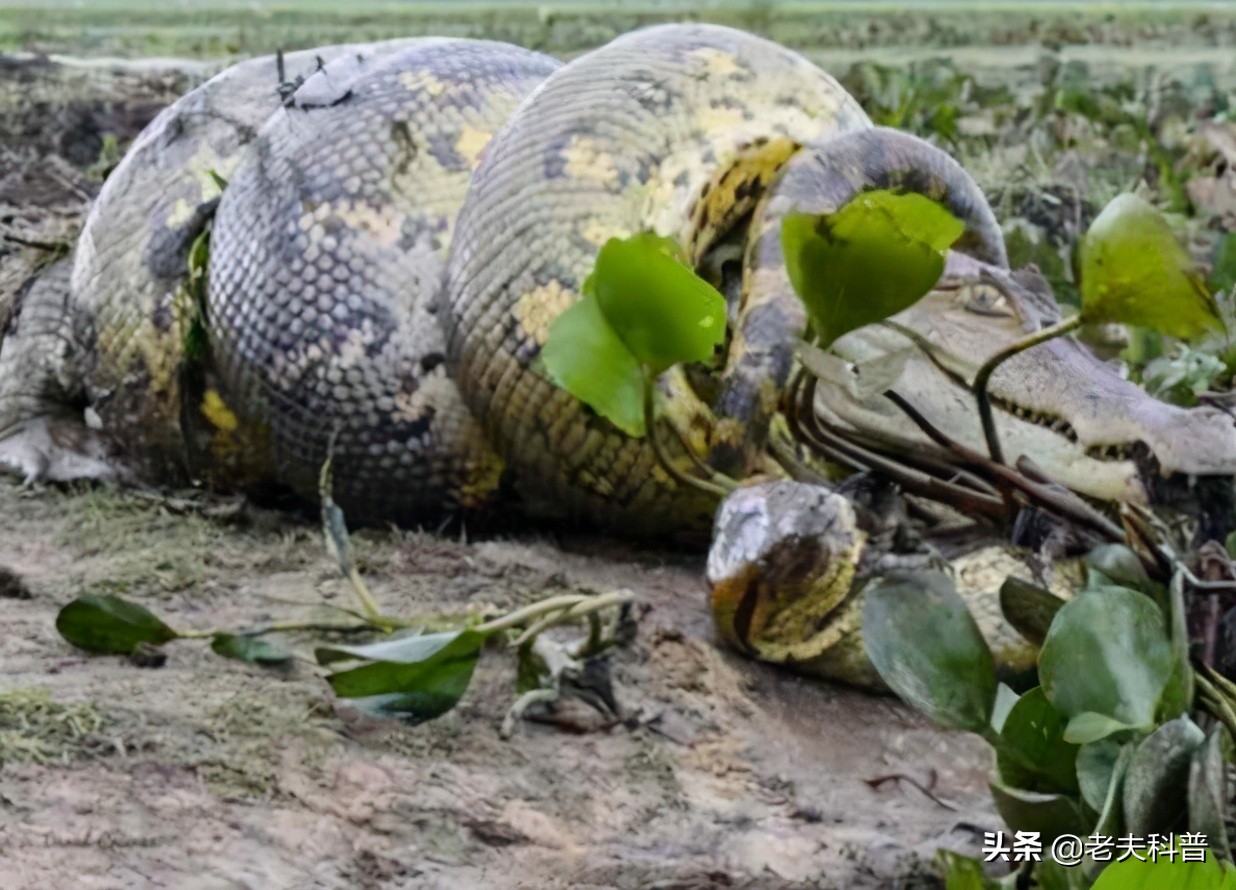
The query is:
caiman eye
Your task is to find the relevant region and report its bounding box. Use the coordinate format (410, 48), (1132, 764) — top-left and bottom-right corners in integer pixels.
(959, 283), (1013, 317)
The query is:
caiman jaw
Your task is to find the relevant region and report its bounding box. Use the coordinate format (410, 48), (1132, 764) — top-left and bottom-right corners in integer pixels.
(815, 260), (1236, 506)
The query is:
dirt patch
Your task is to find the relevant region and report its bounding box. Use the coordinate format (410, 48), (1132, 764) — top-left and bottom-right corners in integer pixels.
(0, 480), (997, 888)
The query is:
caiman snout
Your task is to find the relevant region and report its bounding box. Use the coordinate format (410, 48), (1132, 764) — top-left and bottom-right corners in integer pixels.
(817, 258), (1236, 511)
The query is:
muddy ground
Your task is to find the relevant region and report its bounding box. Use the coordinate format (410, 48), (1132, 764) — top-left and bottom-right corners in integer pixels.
(1, 16), (1234, 889)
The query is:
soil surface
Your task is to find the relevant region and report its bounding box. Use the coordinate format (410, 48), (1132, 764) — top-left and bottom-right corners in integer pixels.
(0, 478), (996, 889)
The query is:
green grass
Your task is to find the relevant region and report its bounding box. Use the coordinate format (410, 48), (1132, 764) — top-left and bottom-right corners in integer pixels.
(0, 1), (1230, 60)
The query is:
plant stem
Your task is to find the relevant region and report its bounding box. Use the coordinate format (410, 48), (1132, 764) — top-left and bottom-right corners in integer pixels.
(972, 314), (1083, 464)
(178, 619), (377, 639)
(642, 374), (733, 499)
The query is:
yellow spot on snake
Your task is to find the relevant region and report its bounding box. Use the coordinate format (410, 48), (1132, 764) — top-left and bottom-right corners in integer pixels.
(201, 389), (239, 433)
(562, 136), (619, 190)
(696, 104), (746, 134)
(399, 70), (447, 97)
(454, 125), (492, 167)
(581, 218), (624, 247)
(166, 198), (195, 229)
(688, 47), (743, 78)
(330, 202), (402, 248)
(513, 280), (574, 346)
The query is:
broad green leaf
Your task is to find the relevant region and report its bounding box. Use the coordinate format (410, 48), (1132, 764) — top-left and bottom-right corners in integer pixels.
(1077, 738), (1127, 813)
(315, 629), (486, 666)
(1039, 587), (1174, 744)
(1211, 232), (1236, 296)
(936, 850), (996, 890)
(782, 190), (964, 346)
(1188, 727), (1231, 862)
(590, 232), (726, 375)
(989, 779), (1086, 841)
(210, 633), (291, 665)
(541, 292), (647, 437)
(1079, 194), (1223, 339)
(338, 656), (479, 723)
(998, 577), (1066, 648)
(324, 629), (486, 724)
(1159, 571), (1194, 721)
(1123, 716), (1205, 837)
(1091, 852), (1236, 889)
(56, 594), (179, 655)
(1082, 543), (1168, 618)
(1091, 741), (1134, 840)
(1035, 859), (1096, 890)
(996, 686), (1080, 795)
(861, 572), (996, 733)
(991, 683), (1020, 735)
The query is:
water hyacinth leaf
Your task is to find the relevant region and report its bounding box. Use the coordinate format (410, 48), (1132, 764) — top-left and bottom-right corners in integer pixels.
(341, 656), (480, 724)
(589, 232), (726, 375)
(56, 594), (179, 654)
(1189, 726), (1231, 861)
(988, 779), (1086, 842)
(990, 683), (1020, 735)
(1090, 854), (1236, 889)
(315, 629), (486, 666)
(998, 577), (1065, 648)
(935, 850), (996, 890)
(323, 629), (486, 723)
(1039, 587), (1174, 744)
(1083, 544), (1165, 609)
(1076, 738), (1126, 813)
(1211, 232), (1236, 296)
(782, 190), (964, 347)
(996, 686), (1080, 795)
(210, 633), (291, 665)
(1078, 193), (1223, 339)
(541, 292), (647, 437)
(1091, 741), (1134, 840)
(1159, 571), (1194, 722)
(1122, 715), (1205, 837)
(861, 571), (996, 733)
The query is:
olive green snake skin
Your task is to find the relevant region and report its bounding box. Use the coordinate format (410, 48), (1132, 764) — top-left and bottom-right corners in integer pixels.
(7, 25), (1232, 684)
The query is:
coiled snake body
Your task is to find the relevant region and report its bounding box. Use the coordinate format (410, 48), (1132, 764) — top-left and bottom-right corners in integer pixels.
(0, 25), (1005, 535)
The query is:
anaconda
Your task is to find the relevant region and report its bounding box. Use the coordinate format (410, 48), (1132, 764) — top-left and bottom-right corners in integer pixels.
(3, 25), (1236, 685)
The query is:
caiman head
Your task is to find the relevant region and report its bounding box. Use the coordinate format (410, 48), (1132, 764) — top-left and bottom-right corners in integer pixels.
(818, 253), (1236, 512)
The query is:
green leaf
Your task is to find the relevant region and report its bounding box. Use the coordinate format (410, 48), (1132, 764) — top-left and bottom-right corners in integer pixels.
(1188, 727), (1232, 862)
(322, 629), (486, 724)
(998, 577), (1066, 648)
(1084, 544), (1156, 596)
(782, 190), (964, 346)
(861, 571), (996, 733)
(988, 779), (1086, 841)
(589, 232), (726, 375)
(1123, 716), (1205, 838)
(991, 683), (1020, 735)
(1091, 853), (1236, 889)
(56, 594), (179, 655)
(1039, 587), (1175, 744)
(541, 292), (647, 437)
(1211, 232), (1236, 296)
(996, 686), (1080, 795)
(1077, 738), (1128, 813)
(1079, 194), (1223, 339)
(1091, 741), (1134, 840)
(210, 633), (291, 665)
(936, 850), (996, 890)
